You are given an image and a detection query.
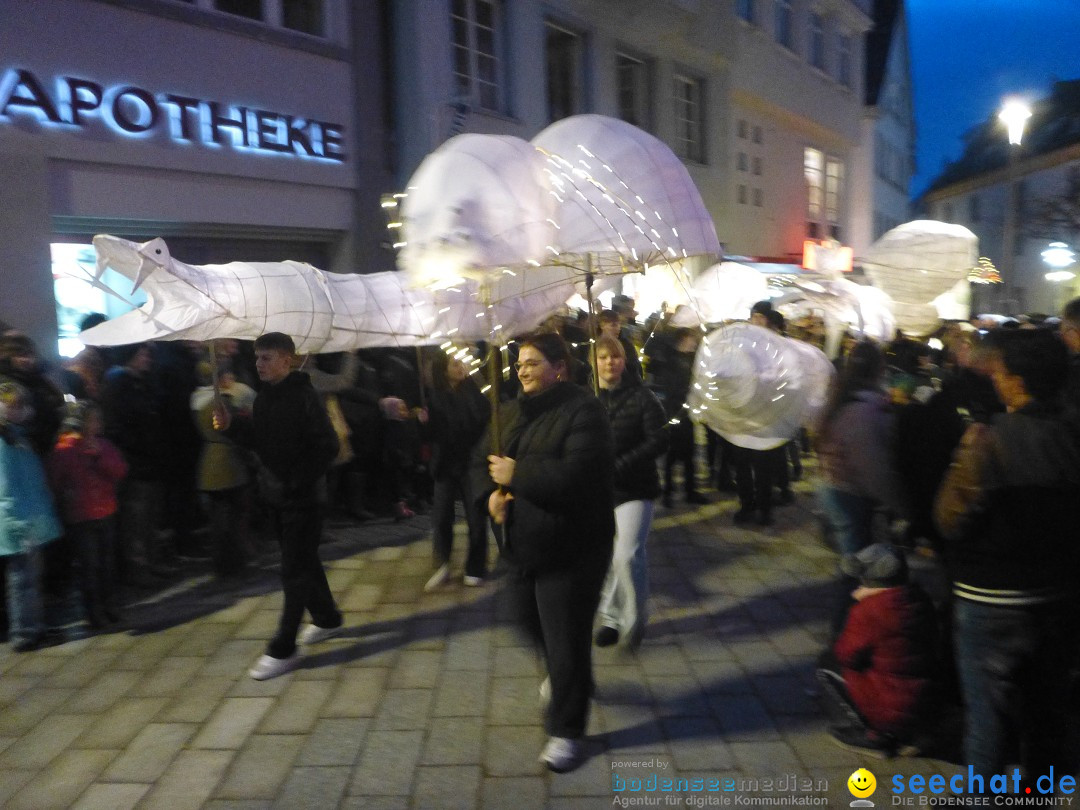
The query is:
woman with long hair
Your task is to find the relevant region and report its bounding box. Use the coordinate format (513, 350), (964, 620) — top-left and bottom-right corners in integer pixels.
(814, 340), (906, 632)
(473, 332), (614, 773)
(593, 335), (667, 649)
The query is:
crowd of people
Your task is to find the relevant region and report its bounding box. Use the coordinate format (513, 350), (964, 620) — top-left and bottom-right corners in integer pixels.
(1, 292), (1079, 777)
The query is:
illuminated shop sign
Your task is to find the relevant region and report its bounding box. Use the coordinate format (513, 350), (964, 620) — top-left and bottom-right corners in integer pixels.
(0, 68), (346, 163)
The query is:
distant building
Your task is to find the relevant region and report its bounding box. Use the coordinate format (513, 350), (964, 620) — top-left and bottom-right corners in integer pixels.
(849, 0), (915, 256)
(920, 79), (1080, 315)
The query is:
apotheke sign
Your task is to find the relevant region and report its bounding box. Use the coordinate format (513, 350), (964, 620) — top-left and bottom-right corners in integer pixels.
(0, 67), (346, 163)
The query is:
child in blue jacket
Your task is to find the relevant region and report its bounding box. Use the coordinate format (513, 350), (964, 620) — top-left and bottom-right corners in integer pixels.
(1, 381), (63, 651)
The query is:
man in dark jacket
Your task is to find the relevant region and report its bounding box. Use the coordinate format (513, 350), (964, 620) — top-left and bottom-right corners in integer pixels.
(658, 328), (706, 507)
(215, 332), (342, 680)
(100, 343), (171, 583)
(935, 329), (1080, 781)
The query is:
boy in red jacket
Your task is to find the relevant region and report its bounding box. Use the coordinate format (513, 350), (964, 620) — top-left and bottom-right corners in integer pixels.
(49, 402), (128, 628)
(816, 543), (939, 758)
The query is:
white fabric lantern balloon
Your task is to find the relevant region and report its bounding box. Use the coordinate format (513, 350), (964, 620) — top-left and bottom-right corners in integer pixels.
(690, 262), (771, 323)
(860, 220), (977, 335)
(531, 115), (721, 267)
(398, 134), (560, 286)
(688, 323), (835, 450)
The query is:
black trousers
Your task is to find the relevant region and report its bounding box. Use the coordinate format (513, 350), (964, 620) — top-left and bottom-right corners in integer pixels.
(664, 418), (698, 496)
(734, 446), (777, 513)
(266, 503), (342, 659)
(431, 474), (489, 578)
(508, 543), (611, 739)
(69, 517), (119, 623)
(204, 487), (251, 577)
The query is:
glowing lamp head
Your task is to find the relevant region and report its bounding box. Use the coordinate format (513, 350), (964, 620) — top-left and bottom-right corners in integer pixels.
(998, 99), (1031, 146)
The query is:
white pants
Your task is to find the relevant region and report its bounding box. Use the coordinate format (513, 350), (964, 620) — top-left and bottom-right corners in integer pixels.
(597, 499), (654, 643)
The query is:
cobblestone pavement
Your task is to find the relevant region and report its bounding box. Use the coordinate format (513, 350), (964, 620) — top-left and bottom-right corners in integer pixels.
(1, 468), (968, 809)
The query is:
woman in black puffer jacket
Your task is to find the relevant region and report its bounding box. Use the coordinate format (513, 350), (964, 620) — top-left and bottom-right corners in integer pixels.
(472, 332), (614, 774)
(594, 335), (668, 649)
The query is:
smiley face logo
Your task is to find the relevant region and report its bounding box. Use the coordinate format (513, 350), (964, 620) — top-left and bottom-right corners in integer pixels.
(847, 768), (877, 798)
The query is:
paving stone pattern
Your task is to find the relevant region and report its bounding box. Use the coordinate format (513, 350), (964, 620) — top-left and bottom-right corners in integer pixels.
(1, 468), (971, 808)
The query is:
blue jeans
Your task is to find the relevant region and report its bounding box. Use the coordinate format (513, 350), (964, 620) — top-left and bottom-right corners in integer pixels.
(5, 549), (45, 646)
(597, 500), (654, 644)
(818, 486), (877, 634)
(953, 597), (1077, 779)
(817, 486), (876, 556)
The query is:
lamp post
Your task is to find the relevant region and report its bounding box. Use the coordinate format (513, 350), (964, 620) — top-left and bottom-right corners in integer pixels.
(997, 99), (1031, 314)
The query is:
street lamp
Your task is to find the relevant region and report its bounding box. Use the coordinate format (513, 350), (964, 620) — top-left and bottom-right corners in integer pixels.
(997, 99), (1031, 314)
(999, 100), (1032, 145)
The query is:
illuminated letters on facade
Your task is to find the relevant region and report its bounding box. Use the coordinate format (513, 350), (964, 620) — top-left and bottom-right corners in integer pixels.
(0, 68), (347, 163)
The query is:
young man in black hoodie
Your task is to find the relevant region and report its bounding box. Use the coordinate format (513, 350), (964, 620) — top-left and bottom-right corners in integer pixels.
(215, 332), (343, 680)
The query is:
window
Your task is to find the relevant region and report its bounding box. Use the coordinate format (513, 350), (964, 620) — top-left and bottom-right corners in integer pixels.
(616, 52), (651, 129)
(282, 0), (323, 35)
(737, 119), (748, 139)
(737, 0), (755, 24)
(837, 33), (853, 89)
(673, 74), (705, 163)
(874, 141), (886, 181)
(774, 0), (793, 50)
(753, 188), (763, 207)
(202, 0), (327, 37)
(738, 184), (748, 204)
(805, 147), (823, 238)
(752, 125), (763, 144)
(216, 0), (260, 20)
(810, 13), (825, 70)
(546, 22), (585, 122)
(452, 0), (503, 112)
(825, 157), (844, 239)
(752, 156), (762, 176)
(737, 152), (748, 171)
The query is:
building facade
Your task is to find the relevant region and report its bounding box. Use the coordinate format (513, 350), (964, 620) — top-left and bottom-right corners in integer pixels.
(390, 0), (873, 265)
(0, 0), (394, 356)
(921, 80), (1080, 315)
(850, 0), (914, 256)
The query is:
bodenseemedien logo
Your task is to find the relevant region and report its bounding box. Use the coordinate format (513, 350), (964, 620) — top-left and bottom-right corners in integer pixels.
(848, 767), (877, 807)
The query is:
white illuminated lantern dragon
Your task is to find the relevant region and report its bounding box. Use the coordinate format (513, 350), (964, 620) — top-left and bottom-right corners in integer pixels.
(79, 234), (563, 353)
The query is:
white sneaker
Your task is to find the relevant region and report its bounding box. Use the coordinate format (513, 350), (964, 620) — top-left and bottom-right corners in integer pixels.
(539, 736), (585, 773)
(299, 623), (343, 645)
(462, 575), (484, 587)
(424, 563), (451, 592)
(248, 652), (302, 681)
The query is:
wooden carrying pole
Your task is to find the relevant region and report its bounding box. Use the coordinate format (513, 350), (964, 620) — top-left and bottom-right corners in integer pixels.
(480, 279), (502, 454)
(584, 254), (599, 396)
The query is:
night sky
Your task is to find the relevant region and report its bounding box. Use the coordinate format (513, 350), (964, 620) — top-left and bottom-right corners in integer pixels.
(906, 0), (1080, 198)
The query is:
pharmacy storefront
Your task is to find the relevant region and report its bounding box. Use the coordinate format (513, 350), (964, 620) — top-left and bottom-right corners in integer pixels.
(0, 0), (385, 358)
